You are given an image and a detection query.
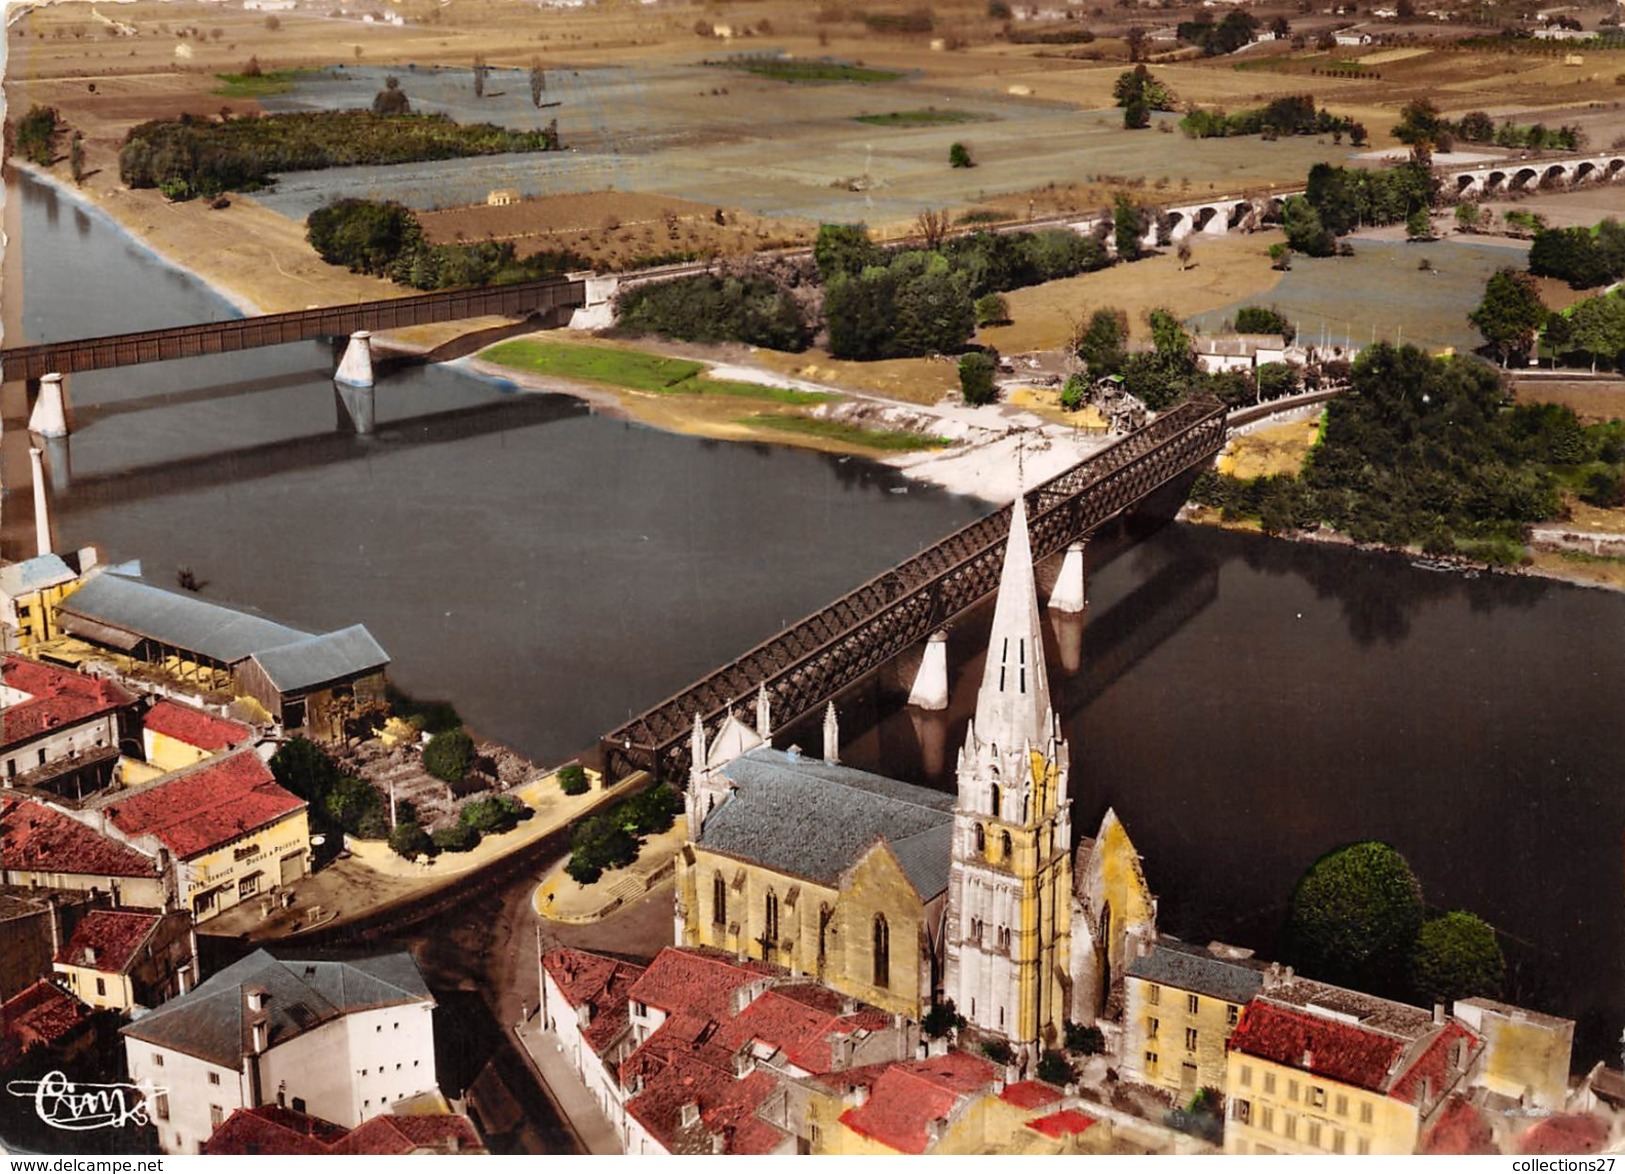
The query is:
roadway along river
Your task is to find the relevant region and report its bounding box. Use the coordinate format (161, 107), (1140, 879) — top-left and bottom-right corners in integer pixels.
(6, 173), (1622, 1068)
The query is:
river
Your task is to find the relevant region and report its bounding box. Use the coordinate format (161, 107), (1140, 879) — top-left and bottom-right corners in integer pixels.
(5, 173), (1621, 1067)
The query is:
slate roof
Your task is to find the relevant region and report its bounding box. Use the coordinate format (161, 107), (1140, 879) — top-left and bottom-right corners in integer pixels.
(59, 572), (312, 664)
(95, 750), (304, 860)
(0, 795), (159, 879)
(1125, 939), (1269, 1005)
(120, 948), (432, 1067)
(0, 554), (76, 598)
(54, 909), (161, 973)
(700, 747), (954, 899)
(142, 700), (253, 752)
(249, 625), (389, 694)
(1, 655), (136, 748)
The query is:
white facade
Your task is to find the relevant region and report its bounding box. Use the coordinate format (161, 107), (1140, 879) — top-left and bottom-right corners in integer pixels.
(125, 1044), (245, 1156)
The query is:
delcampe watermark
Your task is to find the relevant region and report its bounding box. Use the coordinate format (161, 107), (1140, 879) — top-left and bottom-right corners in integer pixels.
(6, 1071), (165, 1131)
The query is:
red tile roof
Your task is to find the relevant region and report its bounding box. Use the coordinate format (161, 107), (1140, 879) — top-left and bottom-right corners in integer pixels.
(0, 796), (159, 879)
(624, 1050), (788, 1155)
(625, 947), (777, 1023)
(102, 750), (305, 860)
(1227, 1001), (1411, 1094)
(1001, 1080), (1065, 1110)
(1421, 1095), (1497, 1155)
(202, 1107), (342, 1156)
(54, 910), (161, 973)
(1026, 1108), (1096, 1139)
(543, 947), (646, 1058)
(836, 1052), (998, 1154)
(1390, 1020), (1478, 1106)
(713, 988), (889, 1076)
(0, 656), (135, 748)
(143, 701), (252, 753)
(329, 1114), (484, 1155)
(1, 980), (89, 1053)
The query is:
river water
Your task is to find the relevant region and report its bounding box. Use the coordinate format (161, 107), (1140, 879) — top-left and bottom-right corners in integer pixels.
(5, 173), (1621, 1065)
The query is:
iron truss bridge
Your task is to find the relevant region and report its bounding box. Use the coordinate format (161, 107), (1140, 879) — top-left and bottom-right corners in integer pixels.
(0, 277), (586, 381)
(601, 397), (1229, 783)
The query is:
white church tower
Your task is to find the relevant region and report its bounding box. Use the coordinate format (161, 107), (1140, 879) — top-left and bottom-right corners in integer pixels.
(943, 493), (1074, 1058)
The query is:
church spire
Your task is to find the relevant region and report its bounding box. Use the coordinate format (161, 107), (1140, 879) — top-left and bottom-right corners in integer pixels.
(971, 491), (1053, 752)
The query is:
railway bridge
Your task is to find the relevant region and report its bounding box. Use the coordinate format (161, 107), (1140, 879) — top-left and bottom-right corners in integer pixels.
(600, 397), (1229, 784)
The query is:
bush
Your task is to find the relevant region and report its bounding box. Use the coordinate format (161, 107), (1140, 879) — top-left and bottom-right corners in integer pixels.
(1410, 911), (1505, 1004)
(566, 813), (638, 884)
(389, 820), (434, 859)
(974, 292), (1009, 327)
(557, 763), (590, 795)
(13, 105), (59, 167)
(959, 351), (999, 405)
(1037, 1050), (1075, 1086)
(980, 1039), (1013, 1065)
(922, 999), (964, 1039)
(323, 774), (386, 836)
(1064, 1021), (1105, 1054)
(270, 736), (342, 803)
(432, 823), (481, 853)
(1059, 374), (1089, 412)
(423, 728), (476, 784)
(948, 141), (973, 168)
(616, 272), (813, 351)
(459, 794), (527, 833)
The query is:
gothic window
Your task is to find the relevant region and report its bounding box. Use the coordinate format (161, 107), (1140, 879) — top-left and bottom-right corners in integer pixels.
(1001, 831), (1013, 860)
(971, 917), (983, 944)
(990, 783), (1001, 819)
(818, 904), (832, 963)
(998, 637), (1009, 689)
(975, 824), (986, 853)
(764, 890), (780, 947)
(713, 873), (727, 925)
(872, 915), (890, 988)
(1018, 637), (1027, 694)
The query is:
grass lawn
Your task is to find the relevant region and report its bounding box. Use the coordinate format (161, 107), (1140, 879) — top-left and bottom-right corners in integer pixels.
(740, 413), (951, 451)
(854, 108), (990, 126)
(479, 340), (834, 404)
(720, 58), (906, 84)
(212, 69), (307, 98)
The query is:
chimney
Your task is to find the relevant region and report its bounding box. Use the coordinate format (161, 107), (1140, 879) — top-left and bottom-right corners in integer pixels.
(1433, 1003), (1446, 1025)
(786, 744), (802, 762)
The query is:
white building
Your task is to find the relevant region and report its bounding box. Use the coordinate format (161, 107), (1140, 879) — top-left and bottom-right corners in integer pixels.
(122, 949), (438, 1154)
(1194, 333), (1290, 375)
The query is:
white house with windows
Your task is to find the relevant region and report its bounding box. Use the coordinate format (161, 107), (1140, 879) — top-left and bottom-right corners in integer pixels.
(122, 949), (438, 1154)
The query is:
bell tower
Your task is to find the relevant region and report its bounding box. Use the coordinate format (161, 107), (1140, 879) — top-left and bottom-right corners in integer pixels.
(943, 493), (1073, 1057)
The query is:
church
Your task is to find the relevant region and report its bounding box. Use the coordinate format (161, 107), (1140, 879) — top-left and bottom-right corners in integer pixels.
(672, 493), (1157, 1058)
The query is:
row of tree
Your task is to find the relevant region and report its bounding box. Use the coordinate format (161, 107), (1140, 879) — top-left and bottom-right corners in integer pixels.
(566, 784), (681, 884)
(1176, 8), (1261, 55)
(121, 110), (562, 202)
(1279, 160), (1438, 256)
(1178, 94), (1366, 144)
(1471, 267), (1625, 375)
(306, 197), (588, 291)
(1397, 98), (1585, 153)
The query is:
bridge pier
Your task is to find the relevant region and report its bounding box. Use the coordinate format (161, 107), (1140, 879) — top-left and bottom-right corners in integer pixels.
(28, 447), (53, 557)
(335, 331), (375, 388)
(28, 372), (69, 438)
(1048, 540), (1088, 613)
(42, 435), (72, 494)
(907, 629), (950, 710)
(1052, 608), (1085, 676)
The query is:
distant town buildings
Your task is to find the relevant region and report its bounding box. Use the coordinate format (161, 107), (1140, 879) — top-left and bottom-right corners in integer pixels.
(0, 653), (138, 800)
(123, 948), (439, 1155)
(52, 908), (196, 1012)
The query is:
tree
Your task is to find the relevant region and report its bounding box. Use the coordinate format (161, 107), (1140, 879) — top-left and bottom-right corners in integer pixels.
(974, 292), (1009, 326)
(1395, 98), (1452, 152)
(270, 736), (342, 804)
(1454, 202), (1481, 234)
(1076, 306), (1128, 375)
(432, 823), (480, 852)
(13, 105), (59, 167)
(372, 76), (410, 116)
(1470, 268), (1548, 367)
(1123, 99), (1150, 130)
(472, 54), (489, 98)
(1270, 14), (1291, 37)
(1113, 65), (1174, 111)
(459, 794), (526, 833)
(915, 207), (951, 250)
(557, 763), (590, 795)
(423, 727), (476, 783)
(389, 820), (434, 860)
(1456, 109), (1494, 143)
(1234, 305), (1292, 339)
(1113, 193), (1145, 260)
(1126, 25), (1148, 61)
(1037, 1050), (1075, 1086)
(1410, 912), (1505, 1004)
(1281, 841), (1424, 996)
(949, 141), (974, 168)
(530, 57), (546, 107)
(1176, 238), (1193, 270)
(922, 999), (964, 1039)
(1567, 292), (1625, 372)
(1148, 306), (1190, 360)
(265, 14), (282, 30)
(813, 223), (881, 281)
(69, 132), (85, 184)
(1405, 206), (1434, 242)
(959, 351), (999, 405)
(1281, 196), (1335, 257)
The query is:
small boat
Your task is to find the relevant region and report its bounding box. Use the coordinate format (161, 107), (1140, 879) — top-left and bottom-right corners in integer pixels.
(889, 486), (909, 495)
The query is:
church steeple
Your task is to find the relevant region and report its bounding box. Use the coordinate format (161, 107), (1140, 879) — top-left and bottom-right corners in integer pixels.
(972, 492), (1054, 753)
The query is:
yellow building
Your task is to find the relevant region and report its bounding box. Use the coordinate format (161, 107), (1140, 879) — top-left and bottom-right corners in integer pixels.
(52, 909), (197, 1012)
(943, 495), (1073, 1053)
(1451, 997), (1573, 1112)
(92, 748), (311, 921)
(1121, 939), (1268, 1098)
(1224, 978), (1483, 1156)
(674, 716), (952, 1019)
(0, 554), (81, 651)
(140, 699), (255, 773)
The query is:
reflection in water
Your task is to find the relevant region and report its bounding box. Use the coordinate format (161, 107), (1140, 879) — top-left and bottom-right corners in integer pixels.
(71, 206), (91, 239)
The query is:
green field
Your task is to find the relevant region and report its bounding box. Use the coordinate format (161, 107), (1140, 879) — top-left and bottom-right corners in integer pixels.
(212, 69), (308, 98)
(721, 58), (906, 84)
(740, 413), (952, 451)
(479, 340), (833, 404)
(854, 108), (989, 127)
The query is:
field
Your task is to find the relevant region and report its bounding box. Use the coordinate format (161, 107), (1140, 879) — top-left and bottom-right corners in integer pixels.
(854, 108), (991, 126)
(478, 338), (832, 404)
(720, 58), (906, 84)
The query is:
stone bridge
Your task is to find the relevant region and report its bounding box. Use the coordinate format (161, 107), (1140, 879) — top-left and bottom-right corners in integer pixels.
(1447, 152), (1625, 198)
